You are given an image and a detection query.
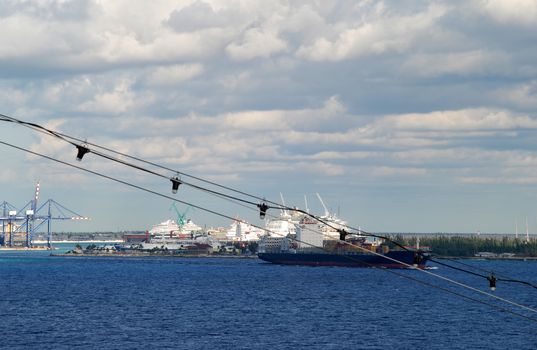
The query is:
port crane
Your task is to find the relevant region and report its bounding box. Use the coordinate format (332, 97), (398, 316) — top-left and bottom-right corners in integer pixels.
(0, 181), (89, 248)
(169, 202), (193, 228)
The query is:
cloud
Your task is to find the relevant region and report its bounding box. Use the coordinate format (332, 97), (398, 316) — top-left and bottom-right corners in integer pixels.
(78, 78), (137, 114)
(308, 151), (380, 161)
(1, 0), (537, 232)
(374, 108), (537, 131)
(145, 64), (204, 87)
(0, 86), (27, 106)
(295, 161), (346, 176)
(371, 166), (427, 177)
(278, 4), (325, 38)
(401, 50), (509, 77)
(222, 110), (288, 131)
(0, 168), (19, 183)
(478, 0), (537, 27)
(497, 81), (537, 109)
(0, 0), (95, 21)
(0, 14), (74, 59)
(28, 118), (70, 159)
(166, 1), (234, 32)
(37, 99), (534, 193)
(296, 4), (447, 61)
(226, 27), (288, 61)
(459, 176), (537, 185)
(221, 95), (346, 131)
(0, 2), (232, 74)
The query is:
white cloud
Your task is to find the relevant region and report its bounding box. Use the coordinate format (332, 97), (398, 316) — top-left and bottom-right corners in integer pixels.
(218, 71), (252, 90)
(28, 118), (70, 158)
(226, 27), (288, 61)
(110, 136), (190, 162)
(77, 78), (156, 114)
(278, 4), (325, 38)
(296, 4), (447, 61)
(1, 0), (537, 232)
(94, 27), (230, 64)
(478, 0), (537, 27)
(166, 1), (235, 32)
(401, 50), (508, 77)
(371, 166), (427, 177)
(78, 86), (133, 114)
(221, 95), (346, 131)
(0, 14), (74, 59)
(295, 161), (346, 176)
(459, 176), (537, 185)
(0, 87), (27, 106)
(308, 151), (379, 161)
(498, 81), (537, 109)
(41, 76), (95, 106)
(0, 1), (233, 70)
(222, 110), (288, 131)
(146, 64), (204, 87)
(504, 153), (537, 167)
(376, 108), (537, 131)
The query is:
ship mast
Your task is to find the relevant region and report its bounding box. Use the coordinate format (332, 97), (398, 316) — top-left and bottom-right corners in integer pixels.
(526, 216), (529, 243)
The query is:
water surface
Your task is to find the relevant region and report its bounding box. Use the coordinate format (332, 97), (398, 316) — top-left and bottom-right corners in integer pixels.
(1, 251), (536, 349)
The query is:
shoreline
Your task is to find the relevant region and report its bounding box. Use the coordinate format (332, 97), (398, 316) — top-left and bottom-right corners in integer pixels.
(0, 246), (52, 251)
(50, 253), (537, 261)
(33, 240), (123, 244)
(50, 253), (258, 259)
(434, 256), (537, 261)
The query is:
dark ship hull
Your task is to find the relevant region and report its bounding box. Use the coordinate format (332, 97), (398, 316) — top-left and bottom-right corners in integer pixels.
(258, 250), (428, 269)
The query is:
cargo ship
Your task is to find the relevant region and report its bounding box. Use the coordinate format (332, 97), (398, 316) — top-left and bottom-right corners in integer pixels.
(258, 249), (428, 268)
(257, 218), (428, 269)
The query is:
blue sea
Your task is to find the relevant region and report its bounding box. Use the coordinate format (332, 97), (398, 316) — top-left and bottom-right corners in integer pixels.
(1, 247), (536, 349)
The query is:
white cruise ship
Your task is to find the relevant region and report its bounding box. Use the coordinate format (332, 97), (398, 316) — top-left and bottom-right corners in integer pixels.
(265, 212), (298, 237)
(226, 219), (265, 242)
(141, 218), (220, 251)
(149, 219), (202, 238)
(148, 219), (180, 236)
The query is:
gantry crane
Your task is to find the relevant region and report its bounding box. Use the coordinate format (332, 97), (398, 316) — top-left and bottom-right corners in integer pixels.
(0, 181), (89, 248)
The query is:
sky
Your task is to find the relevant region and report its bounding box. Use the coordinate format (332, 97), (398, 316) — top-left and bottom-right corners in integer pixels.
(1, 0), (537, 234)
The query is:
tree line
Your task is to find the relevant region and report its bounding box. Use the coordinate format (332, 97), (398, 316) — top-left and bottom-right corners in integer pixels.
(388, 235), (537, 257)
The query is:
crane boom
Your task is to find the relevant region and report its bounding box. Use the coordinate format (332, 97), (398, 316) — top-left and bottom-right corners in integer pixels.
(316, 192), (329, 217)
(279, 192), (288, 216)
